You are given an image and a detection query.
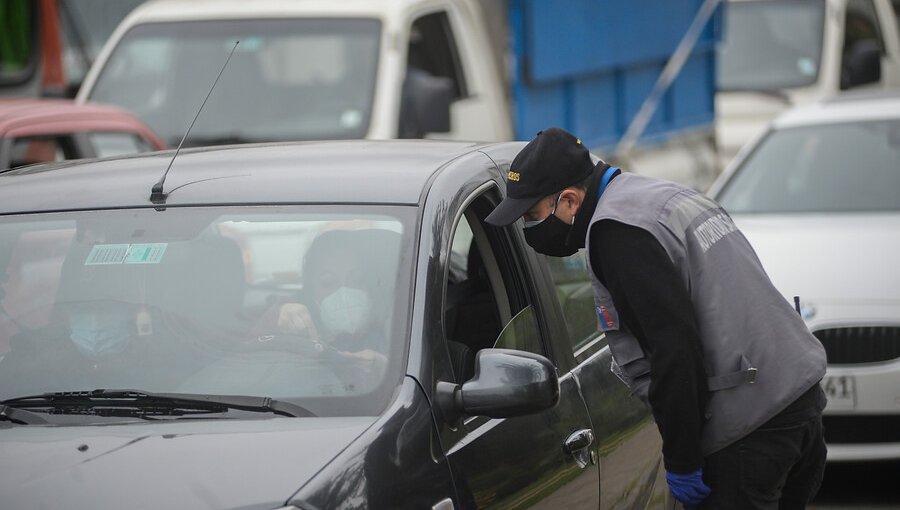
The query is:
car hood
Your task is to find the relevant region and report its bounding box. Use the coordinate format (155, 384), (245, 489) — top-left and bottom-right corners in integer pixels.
(0, 416), (376, 510)
(733, 214), (900, 325)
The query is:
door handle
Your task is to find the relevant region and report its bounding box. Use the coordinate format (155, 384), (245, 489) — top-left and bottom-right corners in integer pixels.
(563, 428), (594, 454)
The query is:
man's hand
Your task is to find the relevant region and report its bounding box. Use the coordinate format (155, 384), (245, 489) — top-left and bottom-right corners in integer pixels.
(666, 469), (710, 507)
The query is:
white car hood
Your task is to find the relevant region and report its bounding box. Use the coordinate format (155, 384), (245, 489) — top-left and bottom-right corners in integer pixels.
(0, 416), (375, 509)
(733, 214), (900, 325)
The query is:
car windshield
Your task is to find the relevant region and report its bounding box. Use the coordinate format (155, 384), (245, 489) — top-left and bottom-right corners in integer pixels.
(88, 18), (381, 147)
(0, 206), (414, 418)
(716, 118), (900, 213)
(717, 0), (825, 91)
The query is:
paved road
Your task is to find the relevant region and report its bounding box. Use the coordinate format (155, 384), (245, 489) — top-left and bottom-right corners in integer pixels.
(809, 460), (900, 509)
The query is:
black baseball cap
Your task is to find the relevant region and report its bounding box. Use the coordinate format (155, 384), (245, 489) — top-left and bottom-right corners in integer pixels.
(486, 127), (595, 226)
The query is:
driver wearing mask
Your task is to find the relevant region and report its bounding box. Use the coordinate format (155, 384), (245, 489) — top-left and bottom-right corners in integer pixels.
(252, 229), (389, 374)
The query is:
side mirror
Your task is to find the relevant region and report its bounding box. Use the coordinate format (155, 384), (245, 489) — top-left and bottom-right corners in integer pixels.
(398, 67), (453, 138)
(436, 348), (560, 422)
(841, 39), (881, 89)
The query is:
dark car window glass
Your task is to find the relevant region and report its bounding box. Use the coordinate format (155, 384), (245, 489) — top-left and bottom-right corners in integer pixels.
(442, 195), (553, 382)
(87, 132), (154, 158)
(0, 0), (36, 86)
(88, 18), (381, 147)
(717, 0), (825, 90)
(444, 212), (504, 382)
(0, 206), (415, 418)
(8, 136), (69, 168)
(545, 252), (604, 353)
(717, 119), (900, 213)
(492, 305), (541, 353)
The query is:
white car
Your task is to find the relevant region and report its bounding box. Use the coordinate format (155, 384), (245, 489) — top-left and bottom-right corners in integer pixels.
(708, 90), (900, 462)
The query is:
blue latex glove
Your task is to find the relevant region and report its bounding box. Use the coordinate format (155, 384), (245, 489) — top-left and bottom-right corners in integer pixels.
(666, 469), (711, 507)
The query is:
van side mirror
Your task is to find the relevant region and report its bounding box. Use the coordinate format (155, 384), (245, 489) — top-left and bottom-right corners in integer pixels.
(436, 348), (560, 423)
(841, 39), (881, 89)
(399, 68), (453, 138)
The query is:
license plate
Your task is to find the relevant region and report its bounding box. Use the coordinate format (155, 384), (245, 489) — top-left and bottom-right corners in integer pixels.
(821, 375), (856, 410)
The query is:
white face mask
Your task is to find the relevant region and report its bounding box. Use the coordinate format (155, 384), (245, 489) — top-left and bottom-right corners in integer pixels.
(319, 286), (370, 337)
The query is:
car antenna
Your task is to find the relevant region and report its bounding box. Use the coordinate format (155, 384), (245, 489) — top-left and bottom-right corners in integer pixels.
(150, 40), (239, 205)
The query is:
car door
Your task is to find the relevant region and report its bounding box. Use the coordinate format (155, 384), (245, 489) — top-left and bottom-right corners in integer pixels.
(542, 251), (668, 509)
(429, 183), (601, 509)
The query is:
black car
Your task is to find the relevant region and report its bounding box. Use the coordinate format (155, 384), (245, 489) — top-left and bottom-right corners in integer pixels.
(0, 140), (667, 509)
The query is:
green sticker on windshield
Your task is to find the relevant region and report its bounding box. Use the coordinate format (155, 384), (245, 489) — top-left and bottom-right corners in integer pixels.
(124, 243), (168, 264)
(85, 243), (168, 265)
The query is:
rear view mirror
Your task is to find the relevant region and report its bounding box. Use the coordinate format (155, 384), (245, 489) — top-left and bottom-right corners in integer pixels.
(398, 68), (453, 138)
(436, 348), (560, 422)
(842, 39), (881, 89)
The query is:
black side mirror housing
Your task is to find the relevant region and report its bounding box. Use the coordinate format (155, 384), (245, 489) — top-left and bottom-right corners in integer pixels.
(436, 348), (560, 423)
(842, 39), (881, 89)
(398, 68), (453, 138)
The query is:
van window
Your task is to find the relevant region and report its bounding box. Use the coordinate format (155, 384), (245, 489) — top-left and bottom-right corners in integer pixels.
(842, 0), (887, 89)
(844, 0), (886, 54)
(717, 0), (825, 90)
(89, 19), (381, 147)
(408, 11), (467, 99)
(894, 0), (900, 32)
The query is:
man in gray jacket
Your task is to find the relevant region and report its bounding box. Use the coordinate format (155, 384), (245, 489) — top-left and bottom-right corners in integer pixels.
(486, 127), (828, 509)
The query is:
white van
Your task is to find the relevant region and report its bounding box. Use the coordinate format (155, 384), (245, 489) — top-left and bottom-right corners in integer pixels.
(75, 0), (512, 148)
(715, 0), (900, 167)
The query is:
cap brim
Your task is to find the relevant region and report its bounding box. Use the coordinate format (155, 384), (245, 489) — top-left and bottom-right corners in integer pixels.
(485, 195), (541, 226)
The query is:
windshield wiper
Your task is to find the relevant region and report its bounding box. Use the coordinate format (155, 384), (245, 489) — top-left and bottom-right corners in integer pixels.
(0, 405), (49, 425)
(1, 389), (315, 419)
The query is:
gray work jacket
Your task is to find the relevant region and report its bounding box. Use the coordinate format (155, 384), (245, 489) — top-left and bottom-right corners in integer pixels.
(585, 172), (826, 455)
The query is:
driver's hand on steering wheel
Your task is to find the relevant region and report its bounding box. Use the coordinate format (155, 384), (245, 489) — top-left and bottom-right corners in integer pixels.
(277, 303), (319, 340)
(339, 349), (387, 374)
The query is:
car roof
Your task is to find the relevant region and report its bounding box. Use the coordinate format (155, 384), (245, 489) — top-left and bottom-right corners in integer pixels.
(0, 98), (165, 148)
(772, 90), (900, 129)
(0, 140), (499, 215)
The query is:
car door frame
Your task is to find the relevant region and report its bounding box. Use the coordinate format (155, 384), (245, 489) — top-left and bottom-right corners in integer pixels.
(408, 146), (602, 508)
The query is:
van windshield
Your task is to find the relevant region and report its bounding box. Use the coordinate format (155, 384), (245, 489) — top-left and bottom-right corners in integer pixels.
(717, 0), (825, 91)
(88, 18), (381, 147)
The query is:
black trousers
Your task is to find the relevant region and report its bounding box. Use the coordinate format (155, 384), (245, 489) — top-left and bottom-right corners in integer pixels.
(697, 384), (828, 510)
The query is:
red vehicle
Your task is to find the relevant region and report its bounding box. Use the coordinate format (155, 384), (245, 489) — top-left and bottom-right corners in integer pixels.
(0, 98), (165, 170)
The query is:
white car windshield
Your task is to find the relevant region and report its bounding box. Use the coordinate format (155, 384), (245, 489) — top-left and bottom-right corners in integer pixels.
(88, 18), (381, 147)
(717, 0), (825, 91)
(716, 118), (900, 213)
(0, 206), (413, 417)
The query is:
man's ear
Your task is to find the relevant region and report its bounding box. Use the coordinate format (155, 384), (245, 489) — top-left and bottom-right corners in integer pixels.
(560, 188), (583, 215)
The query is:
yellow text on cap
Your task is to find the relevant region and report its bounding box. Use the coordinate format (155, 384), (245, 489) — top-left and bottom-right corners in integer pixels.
(508, 171), (521, 182)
